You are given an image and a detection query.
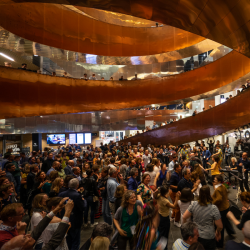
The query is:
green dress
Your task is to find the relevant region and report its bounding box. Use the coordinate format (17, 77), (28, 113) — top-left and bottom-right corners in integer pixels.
(42, 182), (52, 196)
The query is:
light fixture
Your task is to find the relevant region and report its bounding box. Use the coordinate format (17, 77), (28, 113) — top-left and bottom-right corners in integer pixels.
(0, 53), (14, 61)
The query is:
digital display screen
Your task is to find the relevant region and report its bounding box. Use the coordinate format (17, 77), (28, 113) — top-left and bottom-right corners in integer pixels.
(47, 134), (65, 145)
(77, 133), (84, 144)
(69, 134), (76, 144)
(85, 133), (91, 144)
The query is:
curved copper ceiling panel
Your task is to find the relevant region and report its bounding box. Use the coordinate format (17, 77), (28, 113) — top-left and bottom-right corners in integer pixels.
(2, 0), (250, 57)
(118, 89), (250, 146)
(0, 26), (221, 66)
(0, 3), (205, 57)
(0, 50), (250, 119)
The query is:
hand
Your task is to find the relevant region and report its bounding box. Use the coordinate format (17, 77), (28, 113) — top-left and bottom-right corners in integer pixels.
(242, 206), (247, 213)
(65, 199), (74, 214)
(118, 229), (127, 237)
(239, 163), (243, 166)
(16, 221), (27, 234)
(176, 191), (181, 198)
(206, 158), (208, 161)
(38, 182), (45, 188)
(215, 230), (221, 241)
(244, 169), (247, 172)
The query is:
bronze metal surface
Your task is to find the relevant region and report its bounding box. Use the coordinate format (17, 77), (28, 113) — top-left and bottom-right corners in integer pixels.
(0, 109), (183, 134)
(0, 50), (250, 119)
(1, 0), (250, 57)
(118, 88), (250, 146)
(0, 26), (221, 66)
(0, 3), (205, 57)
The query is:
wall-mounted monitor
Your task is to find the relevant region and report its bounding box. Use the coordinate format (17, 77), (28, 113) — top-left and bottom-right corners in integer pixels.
(77, 133), (84, 144)
(69, 134), (76, 144)
(85, 133), (91, 144)
(47, 134), (65, 145)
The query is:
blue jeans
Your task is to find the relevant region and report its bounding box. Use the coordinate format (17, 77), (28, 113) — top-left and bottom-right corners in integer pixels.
(14, 176), (21, 195)
(84, 196), (96, 224)
(102, 197), (112, 225)
(66, 226), (81, 250)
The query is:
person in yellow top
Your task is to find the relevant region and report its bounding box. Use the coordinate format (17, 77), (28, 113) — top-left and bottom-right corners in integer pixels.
(178, 145), (189, 160)
(212, 145), (223, 168)
(155, 186), (181, 246)
(60, 152), (69, 169)
(93, 153), (100, 165)
(206, 155), (221, 182)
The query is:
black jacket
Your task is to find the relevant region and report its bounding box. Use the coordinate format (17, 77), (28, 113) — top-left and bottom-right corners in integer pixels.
(59, 189), (85, 228)
(27, 172), (36, 190)
(97, 176), (108, 198)
(42, 159), (54, 173)
(81, 177), (99, 197)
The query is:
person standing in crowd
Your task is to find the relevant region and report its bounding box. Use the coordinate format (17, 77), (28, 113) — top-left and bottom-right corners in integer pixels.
(202, 146), (211, 169)
(59, 178), (86, 250)
(178, 168), (199, 192)
(142, 150), (152, 169)
(168, 155), (178, 175)
(212, 145), (223, 168)
(42, 171), (58, 196)
(155, 185), (181, 249)
(42, 153), (54, 174)
(0, 184), (15, 212)
(97, 167), (111, 225)
(169, 164), (182, 227)
(49, 177), (64, 198)
(144, 163), (157, 191)
(114, 185), (126, 213)
(133, 201), (159, 250)
(27, 164), (39, 190)
(107, 168), (123, 216)
(154, 163), (169, 188)
(207, 138), (215, 155)
(30, 193), (49, 249)
(89, 73), (97, 80)
(12, 156), (21, 196)
(5, 163), (16, 189)
(183, 185), (223, 250)
(127, 168), (138, 192)
(64, 160), (74, 176)
(206, 155), (221, 182)
(236, 152), (250, 192)
(225, 144), (232, 165)
(212, 175), (235, 248)
(137, 173), (153, 205)
(82, 169), (99, 228)
(113, 190), (142, 250)
(46, 161), (60, 176)
(172, 222), (199, 250)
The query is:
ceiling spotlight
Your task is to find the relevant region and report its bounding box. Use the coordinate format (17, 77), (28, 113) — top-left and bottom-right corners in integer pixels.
(0, 53), (14, 61)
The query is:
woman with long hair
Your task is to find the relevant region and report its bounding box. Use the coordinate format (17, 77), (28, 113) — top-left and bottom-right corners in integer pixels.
(137, 173), (153, 205)
(133, 200), (159, 250)
(206, 155), (221, 182)
(113, 190), (142, 250)
(88, 151), (95, 167)
(183, 185), (223, 250)
(49, 177), (64, 198)
(42, 171), (59, 196)
(154, 163), (169, 188)
(59, 175), (74, 193)
(134, 157), (142, 182)
(30, 193), (48, 249)
(155, 186), (180, 249)
(41, 197), (68, 250)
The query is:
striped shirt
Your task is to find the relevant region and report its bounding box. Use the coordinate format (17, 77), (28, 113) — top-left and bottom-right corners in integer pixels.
(172, 239), (190, 250)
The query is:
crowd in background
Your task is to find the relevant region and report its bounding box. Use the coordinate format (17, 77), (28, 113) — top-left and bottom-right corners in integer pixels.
(0, 139), (250, 250)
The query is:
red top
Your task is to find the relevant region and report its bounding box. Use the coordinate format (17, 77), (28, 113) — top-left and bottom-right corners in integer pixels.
(0, 229), (18, 248)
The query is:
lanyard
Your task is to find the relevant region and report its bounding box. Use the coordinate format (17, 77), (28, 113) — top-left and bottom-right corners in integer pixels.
(3, 229), (16, 237)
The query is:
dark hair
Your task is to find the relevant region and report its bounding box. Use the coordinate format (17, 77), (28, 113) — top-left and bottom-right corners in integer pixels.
(5, 163), (14, 171)
(174, 163), (180, 171)
(212, 155), (220, 163)
(180, 188), (193, 202)
(92, 165), (99, 173)
(102, 167), (109, 174)
(160, 185), (169, 197)
(146, 163), (154, 172)
(120, 158), (127, 165)
(142, 173), (150, 183)
(115, 185), (125, 199)
(214, 175), (223, 183)
(0, 184), (12, 197)
(0, 203), (23, 221)
(86, 169), (93, 177)
(198, 185), (213, 206)
(240, 192), (250, 203)
(46, 197), (62, 211)
(49, 171), (58, 182)
(188, 242), (205, 250)
(110, 157), (116, 164)
(35, 171), (46, 181)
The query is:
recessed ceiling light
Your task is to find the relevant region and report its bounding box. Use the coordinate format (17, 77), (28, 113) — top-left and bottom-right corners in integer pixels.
(0, 53), (14, 61)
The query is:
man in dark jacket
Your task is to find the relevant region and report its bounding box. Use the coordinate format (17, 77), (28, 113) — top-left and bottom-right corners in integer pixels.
(59, 178), (85, 250)
(64, 160), (74, 175)
(41, 153), (54, 173)
(27, 165), (39, 190)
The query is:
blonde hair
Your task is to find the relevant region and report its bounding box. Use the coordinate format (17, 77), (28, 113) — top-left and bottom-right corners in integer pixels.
(231, 157), (237, 163)
(51, 177), (62, 194)
(89, 236), (110, 250)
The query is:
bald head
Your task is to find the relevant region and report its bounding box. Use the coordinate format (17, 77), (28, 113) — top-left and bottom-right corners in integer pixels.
(68, 160), (74, 166)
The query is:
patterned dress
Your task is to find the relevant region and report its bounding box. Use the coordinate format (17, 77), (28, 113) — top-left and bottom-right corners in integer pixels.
(137, 184), (152, 204)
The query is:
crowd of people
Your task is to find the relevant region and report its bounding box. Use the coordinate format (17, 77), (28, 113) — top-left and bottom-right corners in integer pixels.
(0, 140), (250, 250)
